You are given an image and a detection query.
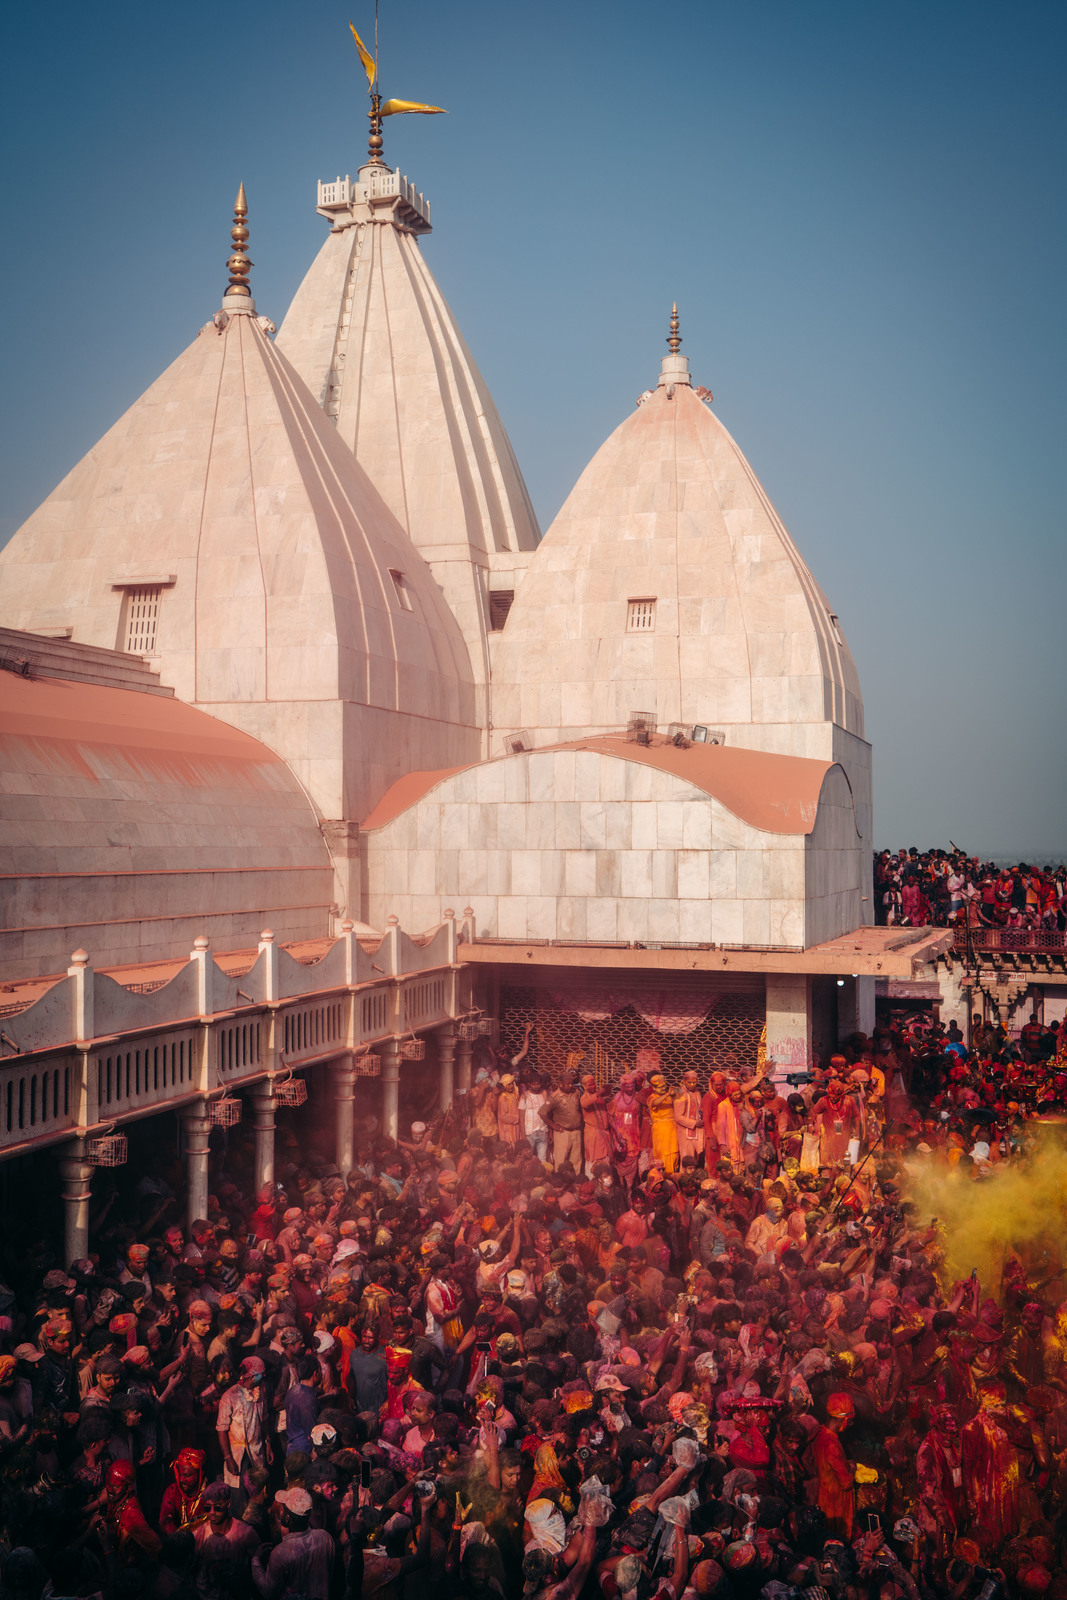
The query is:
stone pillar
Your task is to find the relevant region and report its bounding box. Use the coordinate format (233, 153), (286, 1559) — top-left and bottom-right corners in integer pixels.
(331, 1054), (357, 1174)
(249, 1084), (276, 1195)
(455, 1036), (473, 1096)
(764, 975), (812, 1081)
(57, 1137), (94, 1267)
(437, 1024), (456, 1112)
(380, 1040), (401, 1143)
(182, 1104), (212, 1228)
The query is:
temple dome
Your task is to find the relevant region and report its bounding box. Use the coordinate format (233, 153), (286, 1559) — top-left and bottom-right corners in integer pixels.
(0, 291), (479, 825)
(490, 344), (864, 761)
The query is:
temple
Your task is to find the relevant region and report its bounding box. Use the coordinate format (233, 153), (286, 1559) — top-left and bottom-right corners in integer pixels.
(0, 141), (954, 1245)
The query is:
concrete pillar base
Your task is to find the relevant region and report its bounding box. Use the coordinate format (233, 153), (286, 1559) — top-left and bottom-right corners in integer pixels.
(437, 1025), (456, 1112)
(764, 975), (813, 1081)
(249, 1085), (276, 1195)
(57, 1138), (94, 1267)
(331, 1055), (357, 1174)
(455, 1037), (473, 1096)
(380, 1042), (401, 1143)
(182, 1105), (212, 1229)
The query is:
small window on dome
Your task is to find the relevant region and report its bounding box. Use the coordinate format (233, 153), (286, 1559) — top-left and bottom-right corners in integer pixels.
(122, 586), (162, 655)
(828, 611), (844, 646)
(389, 570), (413, 611)
(627, 598), (656, 632)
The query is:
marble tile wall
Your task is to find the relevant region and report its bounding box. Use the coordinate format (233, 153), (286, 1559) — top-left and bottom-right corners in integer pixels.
(365, 748), (862, 946)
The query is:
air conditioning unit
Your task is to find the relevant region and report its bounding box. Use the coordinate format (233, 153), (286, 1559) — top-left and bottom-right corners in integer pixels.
(503, 731), (531, 755)
(626, 712), (656, 746)
(691, 726), (726, 745)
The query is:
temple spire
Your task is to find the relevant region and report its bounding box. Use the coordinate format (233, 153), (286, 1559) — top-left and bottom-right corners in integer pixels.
(224, 183), (254, 307)
(658, 301), (691, 388)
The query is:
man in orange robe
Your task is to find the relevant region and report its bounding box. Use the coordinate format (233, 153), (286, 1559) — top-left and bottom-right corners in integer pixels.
(810, 1391), (855, 1539)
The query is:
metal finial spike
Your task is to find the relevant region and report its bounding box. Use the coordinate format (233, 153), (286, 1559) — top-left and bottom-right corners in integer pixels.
(225, 182), (252, 299)
(667, 302), (682, 355)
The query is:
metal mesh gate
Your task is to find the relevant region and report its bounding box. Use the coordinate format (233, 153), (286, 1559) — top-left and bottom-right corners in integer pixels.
(499, 984), (764, 1091)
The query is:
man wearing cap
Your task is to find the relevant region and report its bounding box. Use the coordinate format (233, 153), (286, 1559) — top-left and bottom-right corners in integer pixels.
(119, 1243), (153, 1295)
(217, 1356), (270, 1489)
(673, 1071), (704, 1167)
(98, 1458), (162, 1565)
(253, 1485), (334, 1600)
(160, 1446), (209, 1537)
(811, 1393), (855, 1539)
(496, 1075), (523, 1151)
(608, 1074), (644, 1193)
(541, 1068), (583, 1173)
(192, 1482), (259, 1598)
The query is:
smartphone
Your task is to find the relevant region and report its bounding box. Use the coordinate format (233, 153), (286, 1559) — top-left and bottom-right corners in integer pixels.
(360, 1460), (372, 1490)
(867, 1514), (880, 1533)
(475, 1340), (492, 1352)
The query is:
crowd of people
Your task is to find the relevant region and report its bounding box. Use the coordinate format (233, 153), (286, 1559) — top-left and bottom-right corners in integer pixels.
(1, 1006), (1067, 1600)
(875, 850), (1067, 932)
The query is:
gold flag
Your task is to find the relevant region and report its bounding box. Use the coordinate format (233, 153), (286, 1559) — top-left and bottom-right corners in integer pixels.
(379, 97), (447, 117)
(348, 22), (376, 88)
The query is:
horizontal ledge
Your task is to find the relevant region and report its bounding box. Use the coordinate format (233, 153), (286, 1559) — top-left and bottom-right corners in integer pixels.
(0, 866), (331, 881)
(109, 575), (177, 587)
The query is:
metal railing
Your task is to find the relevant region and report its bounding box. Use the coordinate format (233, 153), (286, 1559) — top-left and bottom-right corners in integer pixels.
(951, 924), (1067, 956)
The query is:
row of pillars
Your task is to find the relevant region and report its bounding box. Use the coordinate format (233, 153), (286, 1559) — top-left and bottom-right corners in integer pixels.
(55, 1023), (475, 1269)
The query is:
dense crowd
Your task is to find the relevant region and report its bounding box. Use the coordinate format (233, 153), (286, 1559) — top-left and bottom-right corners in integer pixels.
(2, 1010), (1067, 1600)
(875, 850), (1067, 931)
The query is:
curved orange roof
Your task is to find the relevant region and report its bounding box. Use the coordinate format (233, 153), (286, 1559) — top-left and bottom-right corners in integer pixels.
(361, 734), (845, 836)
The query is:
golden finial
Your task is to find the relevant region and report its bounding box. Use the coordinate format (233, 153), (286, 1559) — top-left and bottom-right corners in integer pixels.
(224, 183), (252, 298)
(367, 92), (385, 165)
(667, 302), (682, 356)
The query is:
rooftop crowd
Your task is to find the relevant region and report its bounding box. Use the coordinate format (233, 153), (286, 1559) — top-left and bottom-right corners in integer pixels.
(874, 850), (1067, 932)
(2, 1005), (1067, 1600)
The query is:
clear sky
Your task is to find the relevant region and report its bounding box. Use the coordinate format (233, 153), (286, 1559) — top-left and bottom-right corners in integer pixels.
(2, 1), (1064, 858)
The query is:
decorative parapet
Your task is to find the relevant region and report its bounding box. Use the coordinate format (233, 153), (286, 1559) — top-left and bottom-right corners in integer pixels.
(0, 915), (463, 1160)
(315, 170), (431, 232)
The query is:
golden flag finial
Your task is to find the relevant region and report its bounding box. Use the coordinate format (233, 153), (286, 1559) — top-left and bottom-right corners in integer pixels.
(667, 302), (682, 355)
(225, 183), (252, 299)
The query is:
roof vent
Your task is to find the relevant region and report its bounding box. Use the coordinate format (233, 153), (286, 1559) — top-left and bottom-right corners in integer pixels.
(503, 731), (531, 755)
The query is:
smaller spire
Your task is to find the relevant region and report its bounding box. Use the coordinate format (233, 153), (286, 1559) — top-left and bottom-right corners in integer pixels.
(224, 183), (254, 303)
(667, 302), (682, 355)
(658, 300), (691, 389)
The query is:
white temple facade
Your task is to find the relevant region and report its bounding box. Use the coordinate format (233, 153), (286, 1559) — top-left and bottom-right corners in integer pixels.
(0, 150), (908, 1070)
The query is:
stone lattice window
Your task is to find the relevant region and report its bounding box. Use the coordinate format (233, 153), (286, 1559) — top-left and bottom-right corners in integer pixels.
(627, 598), (656, 632)
(123, 587), (162, 655)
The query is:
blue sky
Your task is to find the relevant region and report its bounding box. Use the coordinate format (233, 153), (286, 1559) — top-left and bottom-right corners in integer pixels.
(2, 1), (1064, 857)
